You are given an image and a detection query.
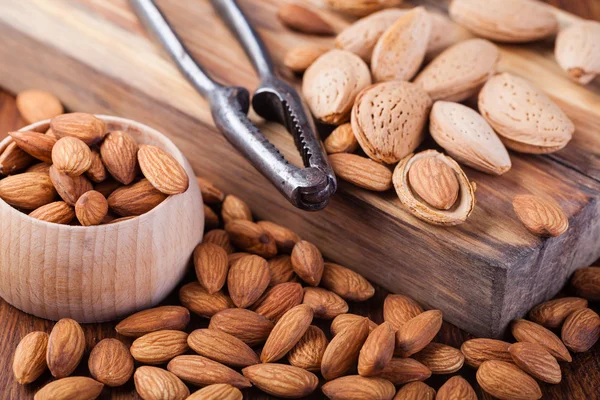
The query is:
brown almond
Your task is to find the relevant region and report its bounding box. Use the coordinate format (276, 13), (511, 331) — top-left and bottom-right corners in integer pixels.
(395, 310), (443, 357)
(9, 130), (57, 163)
(358, 321), (395, 377)
(13, 331), (49, 384)
(196, 176), (225, 204)
(204, 204), (220, 230)
(378, 357), (432, 385)
(167, 355), (251, 388)
(571, 267), (600, 301)
(131, 330), (189, 364)
(322, 375), (396, 400)
(561, 307), (600, 352)
(331, 313), (378, 336)
(224, 220), (277, 258)
(257, 220), (300, 253)
(243, 363), (319, 398)
(138, 144), (189, 195)
(50, 112), (106, 145)
(107, 179), (167, 216)
(93, 178), (121, 198)
(511, 319), (572, 362)
(461, 338), (514, 368)
(27, 162), (52, 174)
(291, 240), (324, 286)
(261, 304), (314, 363)
(115, 306), (190, 337)
(16, 90), (64, 124)
(324, 123), (359, 154)
(29, 201), (75, 224)
(277, 3), (334, 35)
(187, 384), (242, 400)
(412, 342), (465, 374)
(509, 342), (561, 384)
(221, 194), (252, 224)
(0, 171), (56, 209)
(134, 366), (189, 400)
(476, 360), (542, 400)
(288, 325), (328, 371)
(252, 282), (304, 322)
(284, 46), (329, 74)
(321, 262), (375, 302)
(187, 329), (259, 368)
(383, 294), (423, 330)
(52, 136), (92, 176)
(209, 308), (274, 347)
(194, 243), (229, 294)
(321, 317), (370, 380)
(529, 297), (588, 328)
(75, 190), (108, 226)
(88, 338), (134, 387)
(86, 150), (107, 183)
(179, 282), (233, 318)
(303, 287), (349, 319)
(34, 377), (103, 400)
(393, 381), (436, 400)
(227, 254), (270, 308)
(0, 141), (35, 175)
(204, 229), (235, 254)
(49, 165), (93, 206)
(47, 318), (85, 378)
(513, 194), (569, 237)
(329, 153), (393, 191)
(268, 255), (298, 285)
(436, 375), (476, 400)
(228, 252), (251, 265)
(408, 157), (459, 210)
(100, 131), (138, 185)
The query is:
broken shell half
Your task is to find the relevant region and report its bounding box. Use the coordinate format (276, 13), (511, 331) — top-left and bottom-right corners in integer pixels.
(393, 150), (475, 226)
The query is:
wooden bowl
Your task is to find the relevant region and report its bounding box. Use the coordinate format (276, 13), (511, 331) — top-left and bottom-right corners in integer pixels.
(0, 116), (204, 322)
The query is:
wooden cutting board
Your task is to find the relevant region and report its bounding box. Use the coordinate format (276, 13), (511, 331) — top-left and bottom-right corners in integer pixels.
(0, 0), (599, 338)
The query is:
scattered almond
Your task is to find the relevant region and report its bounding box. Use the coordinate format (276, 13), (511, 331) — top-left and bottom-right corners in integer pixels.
(413, 343), (465, 374)
(395, 310), (443, 357)
(277, 4), (334, 35)
(512, 194), (569, 237)
(130, 330), (189, 364)
(303, 287), (349, 319)
(324, 123), (359, 155)
(221, 194), (252, 224)
(88, 338), (134, 387)
(75, 190), (108, 226)
(193, 243), (229, 294)
(268, 255), (299, 285)
(34, 376), (103, 400)
(461, 338), (514, 368)
(331, 313), (378, 336)
(288, 325), (329, 371)
(46, 318), (85, 379)
(322, 375), (396, 400)
(100, 131), (138, 185)
(436, 375), (476, 400)
(329, 153), (393, 191)
(528, 297), (588, 328)
(9, 130), (57, 163)
(321, 262), (375, 302)
(393, 381), (436, 400)
(16, 90), (64, 124)
(476, 360), (542, 400)
(115, 306), (190, 337)
(252, 282), (304, 322)
(29, 201), (75, 224)
(50, 112), (106, 145)
(12, 331), (49, 384)
(284, 46), (330, 74)
(509, 342), (561, 384)
(228, 254), (271, 308)
(291, 240), (325, 286)
(209, 308), (274, 347)
(224, 220), (277, 258)
(107, 179), (168, 216)
(378, 357), (432, 385)
(383, 294), (423, 330)
(321, 317), (370, 380)
(187, 384), (242, 400)
(187, 329), (259, 368)
(358, 321), (395, 377)
(196, 176), (224, 204)
(571, 267), (600, 301)
(257, 220), (300, 253)
(243, 363), (319, 398)
(167, 355), (251, 388)
(561, 307), (600, 352)
(261, 304), (314, 363)
(179, 282), (233, 318)
(511, 319), (572, 362)
(134, 366), (189, 400)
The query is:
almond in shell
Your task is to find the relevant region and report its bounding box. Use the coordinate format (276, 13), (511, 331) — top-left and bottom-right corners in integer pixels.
(412, 343), (465, 374)
(528, 297), (588, 328)
(436, 375), (476, 400)
(134, 366), (189, 400)
(187, 329), (259, 368)
(284, 46), (330, 74)
(331, 313), (378, 336)
(242, 363), (319, 398)
(50, 112), (106, 145)
(194, 243), (229, 294)
(209, 308), (274, 347)
(179, 282), (233, 318)
(107, 179), (167, 216)
(100, 131), (138, 185)
(561, 307), (600, 352)
(395, 310), (443, 357)
(321, 317), (370, 380)
(9, 130), (57, 163)
(555, 21), (600, 84)
(277, 4), (334, 35)
(383, 294), (423, 330)
(324, 123), (359, 155)
(476, 360), (542, 400)
(261, 304), (314, 363)
(303, 287), (349, 319)
(328, 153), (392, 191)
(115, 306), (190, 337)
(358, 321), (395, 377)
(511, 319), (572, 362)
(288, 325), (329, 371)
(130, 330), (189, 364)
(47, 318), (85, 379)
(252, 282), (304, 323)
(461, 338), (514, 368)
(187, 384), (242, 400)
(167, 355), (251, 388)
(512, 194), (569, 237)
(29, 201), (75, 224)
(16, 90), (63, 124)
(34, 377), (103, 400)
(378, 357), (432, 385)
(321, 375), (396, 400)
(0, 141), (35, 175)
(13, 331), (49, 384)
(571, 267), (600, 301)
(224, 220), (277, 258)
(0, 171), (56, 209)
(425, 11), (472, 60)
(508, 342), (561, 384)
(393, 381), (436, 400)
(88, 338), (134, 387)
(138, 144), (189, 195)
(321, 262), (375, 302)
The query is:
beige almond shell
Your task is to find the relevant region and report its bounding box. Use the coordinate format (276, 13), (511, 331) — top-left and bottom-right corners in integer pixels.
(426, 11), (472, 60)
(555, 21), (600, 85)
(415, 39), (499, 102)
(352, 81), (432, 164)
(302, 49), (372, 125)
(449, 0), (558, 43)
(478, 73), (574, 153)
(371, 7), (431, 82)
(430, 101), (511, 175)
(393, 150), (475, 226)
(322, 0), (403, 17)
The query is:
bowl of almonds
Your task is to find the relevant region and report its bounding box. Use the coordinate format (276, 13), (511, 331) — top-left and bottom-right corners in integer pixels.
(0, 112), (204, 323)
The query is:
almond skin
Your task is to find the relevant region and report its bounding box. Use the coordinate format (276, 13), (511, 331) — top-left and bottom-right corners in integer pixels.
(252, 282), (304, 323)
(291, 240), (325, 286)
(383, 294), (423, 330)
(115, 306), (190, 337)
(194, 243), (229, 294)
(261, 304), (314, 363)
(412, 343), (465, 374)
(408, 157), (459, 210)
(107, 179), (168, 216)
(288, 325), (329, 371)
(34, 377), (104, 400)
(187, 329), (259, 368)
(277, 3), (334, 35)
(13, 331), (49, 384)
(321, 262), (375, 302)
(27, 162), (52, 174)
(303, 287), (349, 319)
(257, 220), (300, 253)
(268, 255), (299, 286)
(436, 375), (476, 400)
(322, 375), (396, 400)
(513, 194), (569, 237)
(88, 338), (134, 387)
(179, 282), (233, 318)
(138, 144), (189, 195)
(167, 355), (251, 388)
(187, 384), (242, 400)
(242, 363), (319, 398)
(324, 123), (359, 154)
(528, 297), (588, 328)
(284, 46), (330, 74)
(321, 317), (370, 380)
(0, 141), (36, 176)
(358, 321), (395, 377)
(395, 310), (443, 357)
(461, 338), (514, 368)
(209, 308), (274, 347)
(561, 307), (600, 352)
(204, 204), (220, 230)
(227, 254), (271, 308)
(75, 190), (108, 226)
(50, 112), (106, 145)
(221, 194), (252, 224)
(476, 360), (542, 400)
(100, 131), (138, 185)
(16, 89), (64, 124)
(93, 178), (121, 198)
(224, 220), (277, 258)
(47, 318), (85, 379)
(394, 381), (436, 400)
(86, 150), (106, 183)
(130, 330), (189, 364)
(49, 165), (92, 206)
(134, 366), (189, 400)
(378, 357), (432, 385)
(511, 319), (572, 362)
(509, 342), (561, 384)
(9, 130), (57, 163)
(203, 229), (235, 254)
(331, 314), (378, 336)
(0, 171), (56, 209)
(29, 201), (75, 224)
(52, 136), (93, 176)
(196, 176), (225, 204)
(571, 267), (600, 301)
(328, 153), (393, 191)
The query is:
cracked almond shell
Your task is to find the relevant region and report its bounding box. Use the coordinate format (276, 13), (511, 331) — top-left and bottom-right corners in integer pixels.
(393, 150), (475, 226)
(555, 21), (600, 85)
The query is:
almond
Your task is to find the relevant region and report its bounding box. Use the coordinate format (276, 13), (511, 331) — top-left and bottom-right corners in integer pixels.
(221, 194), (252, 224)
(561, 307), (600, 352)
(138, 144), (189, 195)
(196, 176), (224, 204)
(257, 220), (300, 253)
(252, 282), (304, 322)
(245, 363), (319, 398)
(130, 330), (189, 364)
(323, 0), (402, 17)
(34, 377), (103, 400)
(303, 287), (349, 319)
(461, 338), (514, 368)
(27, 162), (52, 174)
(268, 255), (299, 285)
(571, 267), (600, 301)
(261, 304), (314, 363)
(408, 156), (459, 210)
(324, 123), (359, 155)
(204, 205), (220, 230)
(100, 131), (138, 185)
(358, 321), (395, 377)
(86, 150), (106, 183)
(378, 357), (432, 385)
(167, 355), (251, 388)
(508, 342), (561, 384)
(512, 194), (569, 237)
(224, 220), (277, 258)
(9, 130), (57, 163)
(412, 343), (465, 374)
(291, 240), (324, 286)
(179, 282), (233, 318)
(393, 381), (436, 400)
(50, 113), (106, 145)
(49, 165), (93, 206)
(13, 331), (49, 384)
(187, 329), (259, 368)
(321, 317), (370, 380)
(395, 310), (443, 357)
(88, 338), (134, 387)
(511, 319), (572, 362)
(383, 294), (423, 330)
(321, 262), (375, 302)
(277, 4), (334, 35)
(93, 178), (121, 198)
(284, 46), (329, 74)
(352, 81), (432, 164)
(134, 366), (189, 400)
(75, 190), (108, 226)
(371, 7), (431, 82)
(303, 49), (372, 125)
(555, 21), (600, 84)
(415, 39), (498, 102)
(322, 375), (396, 400)
(0, 171), (56, 209)
(288, 325), (328, 371)
(16, 90), (64, 124)
(187, 384), (242, 400)
(429, 101), (511, 175)
(528, 297), (588, 328)
(329, 153), (393, 191)
(107, 179), (168, 216)
(115, 306), (190, 337)
(193, 243), (229, 294)
(476, 360), (542, 400)
(228, 252), (250, 265)
(228, 255), (270, 308)
(479, 73), (574, 154)
(47, 318), (85, 378)
(436, 375), (476, 400)
(332, 313), (378, 336)
(52, 136), (92, 176)
(29, 201), (75, 224)
(204, 229), (235, 254)
(0, 141), (35, 175)
(209, 308), (274, 347)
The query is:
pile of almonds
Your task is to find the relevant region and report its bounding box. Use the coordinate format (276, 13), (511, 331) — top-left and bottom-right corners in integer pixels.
(0, 105), (189, 226)
(12, 178), (600, 399)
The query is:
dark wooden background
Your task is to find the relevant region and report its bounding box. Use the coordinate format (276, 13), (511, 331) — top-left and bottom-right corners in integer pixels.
(0, 1), (599, 399)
